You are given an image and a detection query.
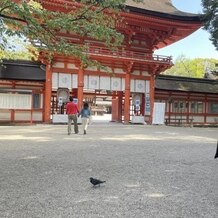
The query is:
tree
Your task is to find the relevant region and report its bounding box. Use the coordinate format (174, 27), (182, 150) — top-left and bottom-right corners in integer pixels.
(202, 0), (218, 50)
(0, 33), (37, 60)
(0, 0), (141, 65)
(163, 55), (218, 78)
(0, 48), (34, 60)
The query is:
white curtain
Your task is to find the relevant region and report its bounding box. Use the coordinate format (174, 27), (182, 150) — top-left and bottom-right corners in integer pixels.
(0, 93), (32, 109)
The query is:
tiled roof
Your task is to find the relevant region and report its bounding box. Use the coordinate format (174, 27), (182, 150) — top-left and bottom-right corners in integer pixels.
(155, 75), (218, 94)
(125, 0), (201, 20)
(0, 60), (45, 81)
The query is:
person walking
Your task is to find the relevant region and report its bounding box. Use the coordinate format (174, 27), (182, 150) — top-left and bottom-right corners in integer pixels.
(66, 96), (79, 135)
(78, 102), (91, 135)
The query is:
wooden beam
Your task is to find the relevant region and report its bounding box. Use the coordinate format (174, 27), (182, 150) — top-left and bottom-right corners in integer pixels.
(44, 64), (52, 123)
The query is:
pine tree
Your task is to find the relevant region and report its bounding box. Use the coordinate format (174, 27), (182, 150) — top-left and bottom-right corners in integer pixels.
(202, 0), (218, 50)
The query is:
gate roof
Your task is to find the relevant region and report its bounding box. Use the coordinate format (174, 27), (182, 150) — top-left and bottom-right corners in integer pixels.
(126, 0), (202, 21)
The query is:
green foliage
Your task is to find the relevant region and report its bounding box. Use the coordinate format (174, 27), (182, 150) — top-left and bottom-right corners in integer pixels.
(0, 48), (33, 60)
(202, 0), (218, 50)
(0, 34), (37, 61)
(0, 0), (141, 65)
(163, 55), (218, 78)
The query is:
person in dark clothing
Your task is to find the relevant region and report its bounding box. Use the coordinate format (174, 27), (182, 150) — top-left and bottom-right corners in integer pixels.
(66, 96), (79, 135)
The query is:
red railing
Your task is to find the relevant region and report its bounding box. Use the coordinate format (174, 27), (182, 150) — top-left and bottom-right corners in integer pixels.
(87, 46), (172, 63)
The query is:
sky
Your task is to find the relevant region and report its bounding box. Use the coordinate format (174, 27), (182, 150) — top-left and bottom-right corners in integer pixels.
(154, 0), (218, 61)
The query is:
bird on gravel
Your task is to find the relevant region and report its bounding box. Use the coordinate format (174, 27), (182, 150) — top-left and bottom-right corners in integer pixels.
(214, 141), (218, 159)
(90, 177), (106, 186)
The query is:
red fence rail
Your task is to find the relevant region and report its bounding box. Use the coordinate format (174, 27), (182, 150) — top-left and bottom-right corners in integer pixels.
(87, 46), (172, 63)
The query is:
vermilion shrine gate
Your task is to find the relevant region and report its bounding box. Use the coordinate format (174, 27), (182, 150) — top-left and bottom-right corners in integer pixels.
(2, 0), (202, 124)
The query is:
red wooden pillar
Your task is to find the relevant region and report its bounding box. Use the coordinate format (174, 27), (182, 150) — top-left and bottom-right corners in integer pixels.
(124, 71), (130, 123)
(111, 91), (118, 122)
(204, 94), (207, 124)
(187, 93), (190, 122)
(149, 76), (155, 124)
(72, 88), (77, 98)
(11, 110), (15, 122)
(117, 91), (123, 122)
(168, 92), (172, 123)
(111, 99), (118, 122)
(11, 81), (15, 122)
(77, 66), (84, 110)
(44, 64), (52, 123)
(141, 93), (145, 115)
(111, 91), (123, 122)
(124, 62), (133, 123)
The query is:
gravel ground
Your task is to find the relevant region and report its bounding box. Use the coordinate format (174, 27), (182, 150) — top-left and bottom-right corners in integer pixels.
(0, 123), (217, 218)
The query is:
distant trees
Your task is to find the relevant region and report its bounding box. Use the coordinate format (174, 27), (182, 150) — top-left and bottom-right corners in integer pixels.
(163, 55), (218, 78)
(0, 46), (36, 61)
(0, 35), (37, 61)
(202, 0), (218, 50)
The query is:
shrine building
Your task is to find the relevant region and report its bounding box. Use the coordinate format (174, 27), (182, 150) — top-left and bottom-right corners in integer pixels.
(0, 0), (203, 124)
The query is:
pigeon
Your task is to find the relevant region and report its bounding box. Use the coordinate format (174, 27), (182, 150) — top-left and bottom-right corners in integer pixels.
(90, 177), (106, 186)
(215, 141), (218, 159)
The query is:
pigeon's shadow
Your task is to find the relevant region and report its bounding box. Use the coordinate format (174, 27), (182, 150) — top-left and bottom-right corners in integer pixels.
(92, 184), (105, 188)
(86, 185), (106, 193)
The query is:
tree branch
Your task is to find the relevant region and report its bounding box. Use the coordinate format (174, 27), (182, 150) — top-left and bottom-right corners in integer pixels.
(0, 14), (27, 23)
(0, 4), (13, 14)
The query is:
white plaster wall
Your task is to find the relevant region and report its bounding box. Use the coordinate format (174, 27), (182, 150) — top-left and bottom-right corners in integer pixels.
(132, 70), (140, 75)
(206, 116), (218, 123)
(72, 74), (78, 88)
(135, 80), (146, 93)
(88, 76), (100, 90)
(84, 75), (88, 89)
(53, 62), (64, 68)
(51, 72), (148, 93)
(68, 64), (77, 69)
(111, 77), (122, 91)
(32, 112), (43, 121)
(192, 116), (204, 123)
(114, 68), (124, 74)
(130, 79), (135, 92)
(100, 76), (111, 90)
(0, 111), (10, 121)
(130, 79), (146, 93)
(15, 111), (31, 121)
(59, 73), (71, 89)
(52, 73), (58, 89)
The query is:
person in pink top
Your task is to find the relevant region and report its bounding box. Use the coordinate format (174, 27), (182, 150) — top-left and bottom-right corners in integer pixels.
(66, 96), (79, 135)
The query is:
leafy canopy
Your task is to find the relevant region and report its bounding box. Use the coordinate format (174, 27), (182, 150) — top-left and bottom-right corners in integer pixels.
(202, 0), (218, 50)
(163, 55), (218, 78)
(0, 0), (141, 64)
